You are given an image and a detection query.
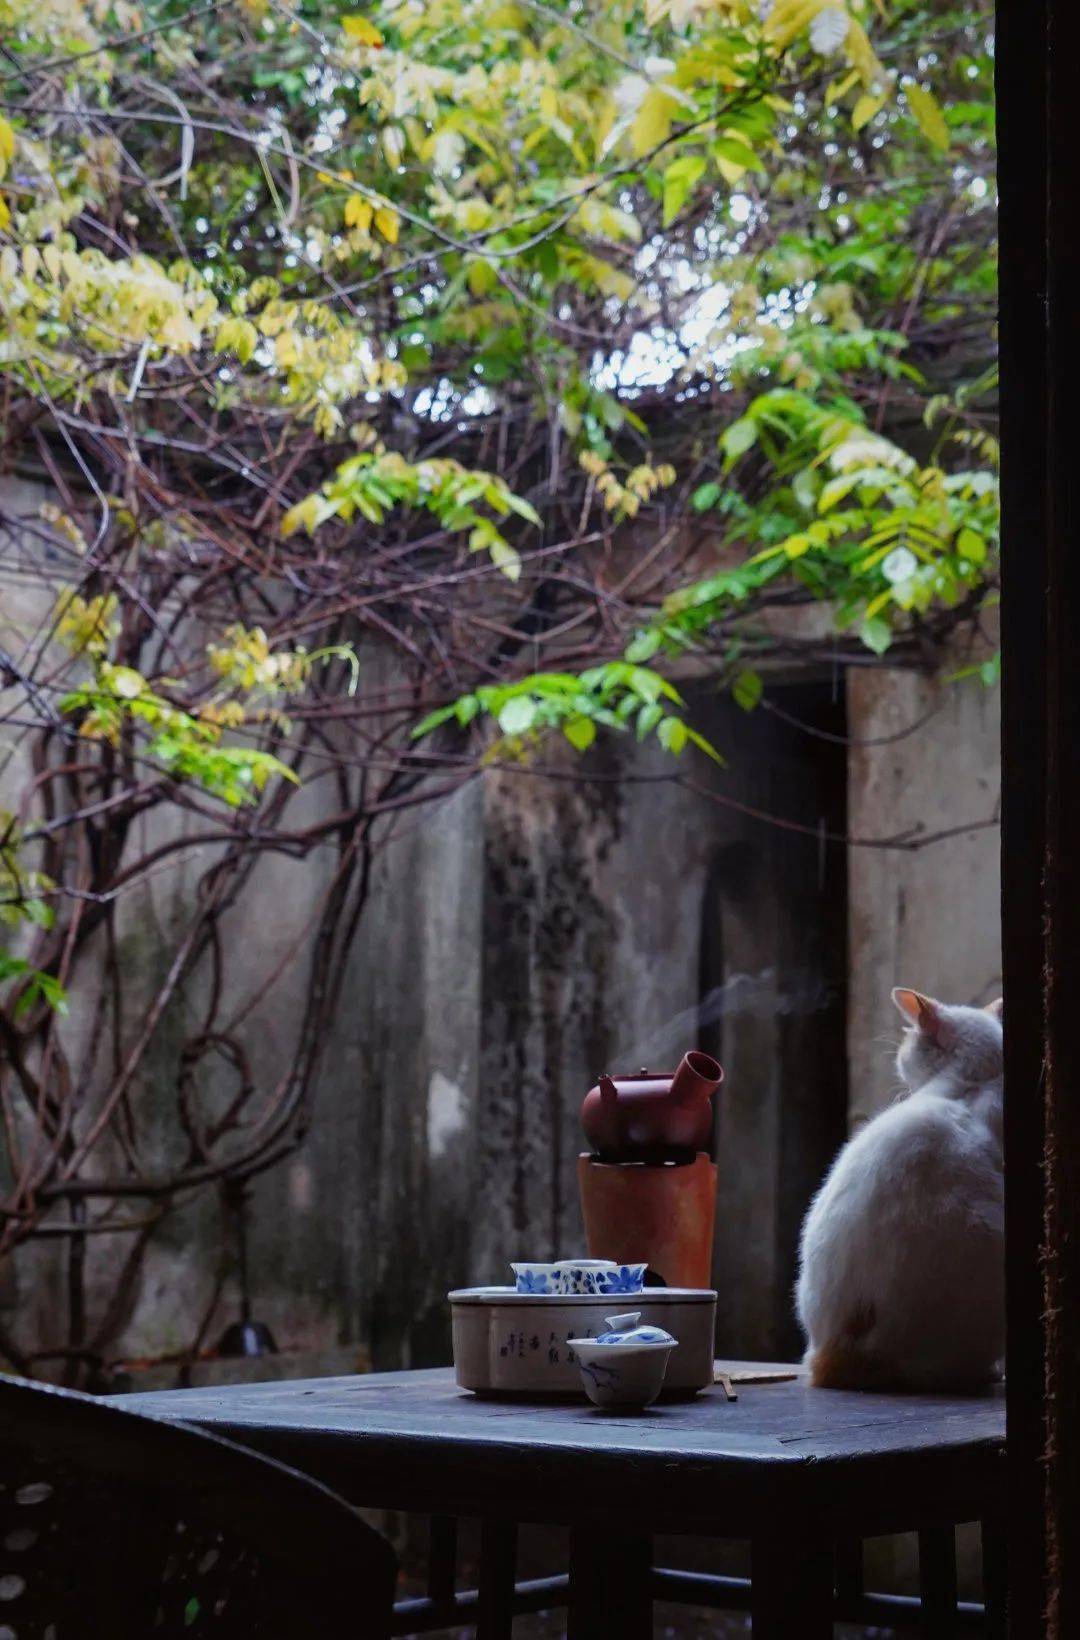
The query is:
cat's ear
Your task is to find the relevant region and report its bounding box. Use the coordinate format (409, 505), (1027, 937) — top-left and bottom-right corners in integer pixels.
(892, 987), (952, 1042)
(984, 997), (1004, 1019)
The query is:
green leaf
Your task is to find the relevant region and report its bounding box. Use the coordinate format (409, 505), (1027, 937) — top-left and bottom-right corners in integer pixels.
(662, 154), (706, 227)
(684, 727), (727, 766)
(563, 715), (597, 752)
(732, 668), (763, 712)
(712, 136), (763, 178)
(410, 703), (460, 739)
(636, 701), (664, 741)
(498, 696), (537, 735)
(955, 527), (986, 564)
(504, 493), (542, 525)
(859, 615), (893, 655)
(792, 466), (818, 514)
(691, 481), (722, 511)
(656, 716), (688, 754)
(624, 628), (661, 663)
(720, 418), (758, 466)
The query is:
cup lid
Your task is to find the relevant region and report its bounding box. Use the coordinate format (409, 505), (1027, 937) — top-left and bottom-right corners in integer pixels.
(574, 1311), (677, 1347)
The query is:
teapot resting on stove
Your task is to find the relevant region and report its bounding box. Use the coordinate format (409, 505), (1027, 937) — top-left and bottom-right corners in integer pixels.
(580, 1050), (723, 1161)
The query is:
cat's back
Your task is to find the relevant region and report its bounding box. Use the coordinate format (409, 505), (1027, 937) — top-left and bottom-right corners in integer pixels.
(798, 990), (1005, 1390)
(802, 1085), (1001, 1253)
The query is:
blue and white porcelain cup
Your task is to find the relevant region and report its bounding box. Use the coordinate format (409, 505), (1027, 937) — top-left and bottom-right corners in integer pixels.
(597, 1262), (648, 1296)
(566, 1310), (678, 1409)
(553, 1259), (619, 1295)
(510, 1262), (559, 1295)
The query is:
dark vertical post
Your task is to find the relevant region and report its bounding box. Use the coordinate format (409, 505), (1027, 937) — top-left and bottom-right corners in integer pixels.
(751, 1533), (834, 1639)
(918, 1527), (958, 1638)
(998, 0), (1080, 1632)
(427, 1515), (458, 1610)
(476, 1518), (517, 1640)
(567, 1527), (603, 1638)
(996, 0), (1048, 1632)
(834, 1538), (863, 1612)
(982, 1517), (1008, 1640)
(568, 1530), (653, 1638)
(1041, 0), (1080, 1621)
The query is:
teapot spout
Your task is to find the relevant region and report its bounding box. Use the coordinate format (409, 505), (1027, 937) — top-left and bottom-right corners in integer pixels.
(669, 1050), (723, 1105)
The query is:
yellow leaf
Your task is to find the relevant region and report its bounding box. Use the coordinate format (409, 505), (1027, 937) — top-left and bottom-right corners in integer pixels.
(852, 92), (885, 131)
(467, 259), (497, 296)
(864, 587), (894, 620)
(340, 14), (383, 46)
(825, 69), (860, 102)
(215, 316), (258, 364)
(763, 0), (829, 52)
(905, 82), (950, 152)
(845, 17), (886, 89)
(374, 205), (399, 243)
(344, 194), (373, 232)
(0, 194), (9, 232)
(281, 495), (326, 537)
(275, 330), (300, 368)
(630, 87), (677, 158)
(0, 117), (14, 166)
(381, 126), (405, 167)
(489, 538), (521, 580)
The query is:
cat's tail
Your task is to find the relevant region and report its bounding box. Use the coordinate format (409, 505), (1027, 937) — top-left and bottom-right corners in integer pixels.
(805, 1300), (886, 1389)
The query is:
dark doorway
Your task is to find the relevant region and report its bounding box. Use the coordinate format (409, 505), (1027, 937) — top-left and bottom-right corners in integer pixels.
(694, 679), (850, 1360)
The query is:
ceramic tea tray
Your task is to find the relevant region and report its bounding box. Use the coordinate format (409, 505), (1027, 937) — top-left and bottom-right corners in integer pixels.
(448, 1286), (717, 1396)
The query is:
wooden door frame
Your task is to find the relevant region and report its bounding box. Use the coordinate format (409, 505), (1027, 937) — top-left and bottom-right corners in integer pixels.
(998, 0), (1080, 1631)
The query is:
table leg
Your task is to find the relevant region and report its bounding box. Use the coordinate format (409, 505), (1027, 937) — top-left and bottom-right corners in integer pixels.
(477, 1518), (518, 1639)
(568, 1528), (652, 1639)
(427, 1514), (458, 1607)
(981, 1516), (1008, 1640)
(918, 1525), (959, 1637)
(751, 1533), (834, 1639)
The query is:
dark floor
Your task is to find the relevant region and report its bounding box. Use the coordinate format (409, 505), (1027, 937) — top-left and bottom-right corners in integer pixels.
(409, 1610), (897, 1638)
(386, 1513), (991, 1638)
(392, 1519), (911, 1638)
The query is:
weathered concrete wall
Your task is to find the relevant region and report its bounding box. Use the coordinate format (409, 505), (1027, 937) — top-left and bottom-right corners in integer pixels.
(846, 664), (1002, 1124)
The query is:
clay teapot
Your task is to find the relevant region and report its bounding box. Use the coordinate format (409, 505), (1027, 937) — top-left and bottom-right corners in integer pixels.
(581, 1050), (723, 1159)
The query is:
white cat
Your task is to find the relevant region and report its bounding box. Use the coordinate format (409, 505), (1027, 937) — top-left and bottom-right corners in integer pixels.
(796, 988), (1004, 1390)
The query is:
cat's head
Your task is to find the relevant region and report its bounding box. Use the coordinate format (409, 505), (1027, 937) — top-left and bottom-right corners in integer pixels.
(892, 988), (1003, 1091)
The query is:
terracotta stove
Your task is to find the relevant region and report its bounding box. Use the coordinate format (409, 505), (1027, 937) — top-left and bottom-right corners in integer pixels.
(577, 1050), (723, 1289)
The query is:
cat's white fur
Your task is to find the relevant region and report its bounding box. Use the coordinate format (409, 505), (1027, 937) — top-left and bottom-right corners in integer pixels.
(795, 988), (1004, 1390)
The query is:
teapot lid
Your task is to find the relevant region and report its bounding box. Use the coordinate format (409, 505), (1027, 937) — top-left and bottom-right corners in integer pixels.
(591, 1310), (677, 1347)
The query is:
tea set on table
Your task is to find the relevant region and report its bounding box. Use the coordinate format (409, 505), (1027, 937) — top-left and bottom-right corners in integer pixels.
(450, 1256), (708, 1409)
(448, 1051), (724, 1413)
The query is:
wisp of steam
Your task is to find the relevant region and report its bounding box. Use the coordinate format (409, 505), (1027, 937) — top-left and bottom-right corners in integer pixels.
(611, 967), (835, 1070)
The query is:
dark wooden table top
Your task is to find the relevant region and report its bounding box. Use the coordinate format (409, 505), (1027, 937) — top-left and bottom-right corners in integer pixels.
(116, 1363), (1006, 1539)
